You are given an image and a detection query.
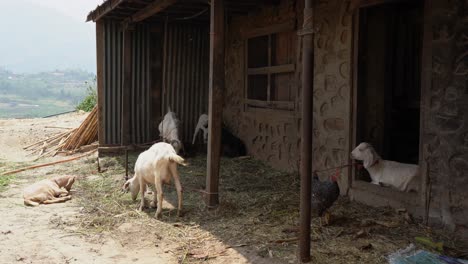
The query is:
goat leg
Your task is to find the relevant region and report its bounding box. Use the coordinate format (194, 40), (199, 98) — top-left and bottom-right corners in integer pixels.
(51, 184), (69, 197)
(42, 195), (72, 204)
(171, 165), (183, 217)
(138, 183), (147, 211)
(150, 189), (158, 209)
(155, 182), (163, 219)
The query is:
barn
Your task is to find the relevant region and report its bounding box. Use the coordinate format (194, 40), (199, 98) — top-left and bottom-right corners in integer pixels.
(87, 0), (468, 261)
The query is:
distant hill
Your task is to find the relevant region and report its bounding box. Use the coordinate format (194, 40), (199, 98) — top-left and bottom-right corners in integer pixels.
(0, 68), (95, 118)
(0, 0), (96, 73)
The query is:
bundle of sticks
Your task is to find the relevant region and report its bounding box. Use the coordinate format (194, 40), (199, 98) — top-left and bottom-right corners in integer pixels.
(24, 106), (98, 160)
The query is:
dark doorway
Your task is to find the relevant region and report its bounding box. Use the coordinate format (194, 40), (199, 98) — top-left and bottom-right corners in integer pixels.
(355, 1), (423, 181)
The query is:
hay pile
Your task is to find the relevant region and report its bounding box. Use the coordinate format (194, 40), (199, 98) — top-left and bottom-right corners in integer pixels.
(72, 154), (468, 264)
(24, 106), (98, 160)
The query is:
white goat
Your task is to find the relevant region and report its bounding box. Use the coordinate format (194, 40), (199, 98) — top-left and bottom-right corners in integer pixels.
(192, 114), (208, 145)
(158, 108), (182, 153)
(122, 142), (186, 219)
(351, 142), (419, 192)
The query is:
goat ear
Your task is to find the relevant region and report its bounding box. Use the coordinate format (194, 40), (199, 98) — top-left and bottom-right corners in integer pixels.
(363, 147), (376, 168)
(358, 143), (369, 151)
(123, 180), (130, 190)
(65, 176), (75, 190)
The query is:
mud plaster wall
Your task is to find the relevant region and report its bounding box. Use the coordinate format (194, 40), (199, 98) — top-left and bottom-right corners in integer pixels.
(223, 0), (303, 172)
(223, 0), (353, 181)
(312, 0), (353, 193)
(423, 0), (468, 237)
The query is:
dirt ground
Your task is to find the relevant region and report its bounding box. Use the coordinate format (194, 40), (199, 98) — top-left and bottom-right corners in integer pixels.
(0, 113), (467, 264)
(0, 113), (175, 263)
(0, 113), (272, 264)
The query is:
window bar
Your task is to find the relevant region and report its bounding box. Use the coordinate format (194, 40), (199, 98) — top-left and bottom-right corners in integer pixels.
(267, 34), (272, 103)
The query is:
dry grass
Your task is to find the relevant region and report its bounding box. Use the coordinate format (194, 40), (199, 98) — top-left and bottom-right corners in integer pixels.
(71, 154), (468, 264)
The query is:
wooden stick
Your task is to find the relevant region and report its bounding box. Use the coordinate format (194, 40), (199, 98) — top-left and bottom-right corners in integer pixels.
(269, 237), (298, 244)
(35, 145), (60, 160)
(23, 131), (69, 150)
(45, 126), (74, 129)
(1, 149), (97, 176)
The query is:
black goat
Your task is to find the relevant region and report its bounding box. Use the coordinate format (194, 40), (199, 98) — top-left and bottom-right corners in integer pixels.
(221, 125), (246, 158)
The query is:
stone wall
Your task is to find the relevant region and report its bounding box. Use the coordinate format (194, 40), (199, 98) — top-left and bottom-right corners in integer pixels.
(423, 0), (468, 237)
(312, 0), (353, 193)
(223, 0), (302, 171)
(224, 0), (353, 178)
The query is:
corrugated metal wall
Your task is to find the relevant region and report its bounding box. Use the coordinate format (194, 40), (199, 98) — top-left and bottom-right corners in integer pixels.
(162, 23), (209, 144)
(100, 21), (209, 146)
(130, 24), (151, 144)
(103, 21), (123, 145)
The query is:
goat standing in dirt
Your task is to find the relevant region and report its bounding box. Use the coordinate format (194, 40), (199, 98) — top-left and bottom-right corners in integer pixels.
(23, 175), (76, 206)
(123, 142), (186, 219)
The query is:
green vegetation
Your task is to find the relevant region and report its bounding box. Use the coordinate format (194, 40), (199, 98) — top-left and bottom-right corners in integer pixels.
(0, 68), (95, 118)
(0, 161), (16, 192)
(0, 174), (16, 192)
(76, 78), (97, 112)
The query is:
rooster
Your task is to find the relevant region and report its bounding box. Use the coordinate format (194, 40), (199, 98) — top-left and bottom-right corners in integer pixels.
(311, 171), (340, 225)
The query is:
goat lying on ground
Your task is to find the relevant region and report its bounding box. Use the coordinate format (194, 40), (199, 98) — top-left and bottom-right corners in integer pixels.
(158, 108), (182, 153)
(122, 142), (186, 219)
(351, 142), (419, 192)
(23, 175), (76, 206)
(192, 113), (246, 157)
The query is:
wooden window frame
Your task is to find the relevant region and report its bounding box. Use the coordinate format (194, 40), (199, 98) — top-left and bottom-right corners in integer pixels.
(349, 0), (428, 207)
(243, 20), (296, 112)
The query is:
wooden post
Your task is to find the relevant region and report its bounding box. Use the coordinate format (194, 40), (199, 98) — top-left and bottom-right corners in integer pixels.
(299, 0), (314, 262)
(121, 27), (133, 146)
(96, 21), (106, 147)
(206, 0), (224, 207)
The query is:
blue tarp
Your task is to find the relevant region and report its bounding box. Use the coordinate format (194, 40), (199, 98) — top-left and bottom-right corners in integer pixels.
(388, 244), (468, 264)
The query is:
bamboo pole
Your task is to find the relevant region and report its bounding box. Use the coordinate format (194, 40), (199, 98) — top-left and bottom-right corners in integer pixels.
(2, 149), (97, 176)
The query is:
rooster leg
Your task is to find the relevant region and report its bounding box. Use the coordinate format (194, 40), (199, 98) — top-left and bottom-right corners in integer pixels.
(321, 211), (332, 226)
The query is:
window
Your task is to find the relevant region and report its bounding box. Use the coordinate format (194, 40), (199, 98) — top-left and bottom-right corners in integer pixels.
(245, 31), (296, 111)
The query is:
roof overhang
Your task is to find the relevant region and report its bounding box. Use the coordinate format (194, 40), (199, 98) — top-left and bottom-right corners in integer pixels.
(86, 0), (280, 23)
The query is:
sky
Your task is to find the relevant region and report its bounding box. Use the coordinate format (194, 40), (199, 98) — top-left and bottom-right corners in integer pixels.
(0, 0), (103, 73)
(29, 0), (103, 22)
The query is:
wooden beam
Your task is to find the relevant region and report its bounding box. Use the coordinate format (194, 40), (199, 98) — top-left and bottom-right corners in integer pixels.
(129, 0), (178, 23)
(420, 0), (433, 224)
(240, 19), (295, 39)
(87, 0), (125, 22)
(299, 0), (314, 262)
(350, 0), (411, 10)
(206, 0), (224, 207)
(247, 64), (295, 75)
(245, 99), (295, 110)
(121, 29), (133, 146)
(96, 21), (106, 146)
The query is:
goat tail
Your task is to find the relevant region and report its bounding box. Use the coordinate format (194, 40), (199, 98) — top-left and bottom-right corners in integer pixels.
(24, 199), (40, 206)
(169, 154), (187, 166)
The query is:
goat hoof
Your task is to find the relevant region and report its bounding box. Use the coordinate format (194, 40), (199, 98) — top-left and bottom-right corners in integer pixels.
(150, 201), (157, 208)
(155, 213), (162, 219)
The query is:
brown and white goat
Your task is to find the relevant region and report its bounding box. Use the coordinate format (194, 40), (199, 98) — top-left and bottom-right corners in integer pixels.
(23, 175), (76, 206)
